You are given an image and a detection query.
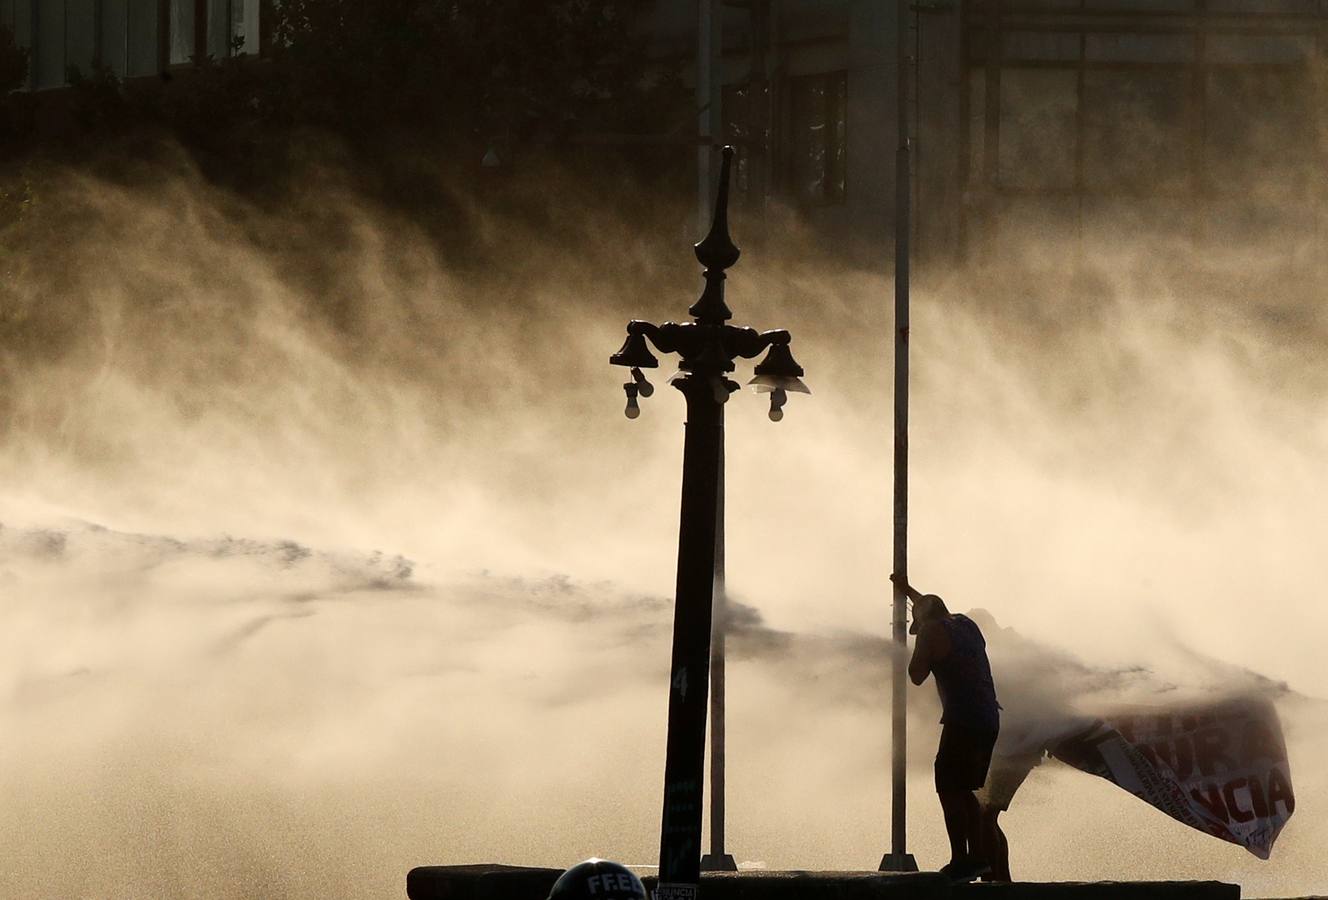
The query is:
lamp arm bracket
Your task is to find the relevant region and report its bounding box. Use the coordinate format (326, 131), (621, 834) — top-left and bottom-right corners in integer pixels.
(630, 320), (701, 357)
(725, 326), (792, 360)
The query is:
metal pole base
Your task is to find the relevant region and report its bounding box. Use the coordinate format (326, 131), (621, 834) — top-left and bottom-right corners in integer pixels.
(700, 854), (738, 872)
(878, 853), (918, 873)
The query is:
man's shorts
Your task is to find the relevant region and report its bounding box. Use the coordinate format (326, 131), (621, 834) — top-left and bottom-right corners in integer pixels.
(934, 723), (999, 793)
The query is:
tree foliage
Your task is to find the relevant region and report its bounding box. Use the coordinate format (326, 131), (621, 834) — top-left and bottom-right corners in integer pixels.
(267, 0), (677, 144)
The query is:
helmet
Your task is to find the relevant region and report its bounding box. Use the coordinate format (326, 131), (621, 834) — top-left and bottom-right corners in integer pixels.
(547, 859), (647, 900)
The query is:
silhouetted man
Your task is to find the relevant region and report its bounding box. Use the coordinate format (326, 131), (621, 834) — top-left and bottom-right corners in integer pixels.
(896, 575), (1001, 882)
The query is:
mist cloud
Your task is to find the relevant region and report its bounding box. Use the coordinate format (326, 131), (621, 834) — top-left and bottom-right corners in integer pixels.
(0, 147), (1324, 897)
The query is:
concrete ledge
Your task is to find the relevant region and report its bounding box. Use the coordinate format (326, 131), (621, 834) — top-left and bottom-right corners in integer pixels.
(955, 883), (1239, 900)
(407, 864), (563, 900)
(405, 866), (1239, 900)
(644, 871), (951, 900)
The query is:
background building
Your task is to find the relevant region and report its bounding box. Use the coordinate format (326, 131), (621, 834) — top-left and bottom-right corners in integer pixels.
(0, 0), (260, 89)
(647, 0), (1328, 269)
(5, 1), (1324, 272)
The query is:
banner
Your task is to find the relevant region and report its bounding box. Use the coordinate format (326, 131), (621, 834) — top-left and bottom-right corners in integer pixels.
(1051, 695), (1294, 858)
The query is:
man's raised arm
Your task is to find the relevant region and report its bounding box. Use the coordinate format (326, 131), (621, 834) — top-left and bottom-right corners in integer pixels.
(890, 572), (926, 604)
(909, 624), (935, 685)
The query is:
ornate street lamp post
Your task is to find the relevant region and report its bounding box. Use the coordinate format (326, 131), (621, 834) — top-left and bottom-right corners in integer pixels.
(610, 146), (808, 900)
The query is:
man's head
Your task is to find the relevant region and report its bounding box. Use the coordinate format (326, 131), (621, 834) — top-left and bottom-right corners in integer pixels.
(909, 593), (950, 634)
(547, 860), (646, 900)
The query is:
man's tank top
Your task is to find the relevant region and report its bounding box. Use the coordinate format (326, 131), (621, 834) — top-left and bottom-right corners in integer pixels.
(933, 614), (1001, 731)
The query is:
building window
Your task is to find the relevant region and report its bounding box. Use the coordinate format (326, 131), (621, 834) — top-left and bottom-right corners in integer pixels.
(1082, 69), (1189, 194)
(5, 0), (259, 91)
(998, 68), (1077, 190)
(34, 0), (66, 88)
(171, 0), (259, 64)
(228, 0), (260, 56)
(722, 81), (770, 200)
(788, 70), (847, 206)
(205, 0), (259, 57)
(168, 0), (194, 64)
(124, 0), (161, 76)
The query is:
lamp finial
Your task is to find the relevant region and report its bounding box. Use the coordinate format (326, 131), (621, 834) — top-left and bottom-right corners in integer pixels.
(690, 146), (740, 324)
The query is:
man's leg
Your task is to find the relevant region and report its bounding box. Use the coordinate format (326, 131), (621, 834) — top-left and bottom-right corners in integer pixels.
(979, 756), (1032, 882)
(981, 808), (1011, 882)
(937, 789), (971, 864)
(936, 725), (991, 876)
(936, 725), (970, 865)
(939, 788), (989, 879)
(964, 790), (983, 863)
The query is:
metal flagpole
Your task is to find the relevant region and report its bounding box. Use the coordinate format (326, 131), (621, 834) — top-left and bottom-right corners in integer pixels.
(880, 0), (917, 874)
(697, 0), (721, 235)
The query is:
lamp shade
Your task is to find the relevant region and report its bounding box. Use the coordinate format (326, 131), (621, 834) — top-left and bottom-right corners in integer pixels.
(748, 343), (809, 394)
(609, 333), (659, 369)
